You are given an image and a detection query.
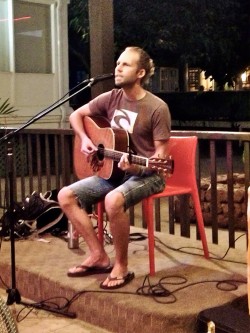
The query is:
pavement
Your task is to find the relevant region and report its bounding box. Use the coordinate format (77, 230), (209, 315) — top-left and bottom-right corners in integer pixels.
(0, 210), (249, 333)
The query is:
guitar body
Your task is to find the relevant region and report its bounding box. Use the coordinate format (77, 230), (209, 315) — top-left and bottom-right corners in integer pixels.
(74, 116), (129, 180)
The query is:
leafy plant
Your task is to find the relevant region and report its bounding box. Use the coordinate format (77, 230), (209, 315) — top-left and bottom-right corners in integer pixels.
(0, 98), (17, 115)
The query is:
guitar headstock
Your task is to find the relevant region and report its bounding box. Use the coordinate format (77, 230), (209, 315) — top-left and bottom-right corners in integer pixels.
(148, 156), (174, 175)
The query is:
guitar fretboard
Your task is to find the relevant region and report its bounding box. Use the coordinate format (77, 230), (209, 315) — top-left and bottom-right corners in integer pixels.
(98, 147), (148, 166)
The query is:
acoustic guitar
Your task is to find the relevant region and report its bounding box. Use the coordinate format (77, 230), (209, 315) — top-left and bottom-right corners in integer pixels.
(74, 116), (174, 180)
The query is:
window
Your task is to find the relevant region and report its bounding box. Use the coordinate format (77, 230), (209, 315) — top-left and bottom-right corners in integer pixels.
(241, 67), (250, 90)
(14, 1), (52, 73)
(159, 68), (178, 92)
(188, 68), (200, 91)
(0, 0), (11, 71)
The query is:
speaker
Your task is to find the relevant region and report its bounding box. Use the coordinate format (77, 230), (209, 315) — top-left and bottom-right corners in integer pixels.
(196, 295), (250, 333)
(0, 296), (18, 333)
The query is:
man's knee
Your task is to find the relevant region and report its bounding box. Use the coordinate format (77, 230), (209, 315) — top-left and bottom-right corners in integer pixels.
(105, 191), (125, 216)
(58, 187), (74, 208)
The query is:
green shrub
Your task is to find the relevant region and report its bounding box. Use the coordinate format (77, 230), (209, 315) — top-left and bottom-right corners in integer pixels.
(0, 98), (17, 115)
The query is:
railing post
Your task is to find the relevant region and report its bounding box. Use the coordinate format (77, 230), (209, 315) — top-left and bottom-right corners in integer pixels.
(227, 140), (235, 247)
(210, 140), (218, 244)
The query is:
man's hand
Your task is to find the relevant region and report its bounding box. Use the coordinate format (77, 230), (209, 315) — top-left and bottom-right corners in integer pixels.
(118, 153), (131, 171)
(81, 136), (97, 155)
(80, 136), (103, 171)
(118, 153), (140, 174)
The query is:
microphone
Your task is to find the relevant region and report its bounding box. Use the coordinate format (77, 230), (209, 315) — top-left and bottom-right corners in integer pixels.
(81, 73), (114, 84)
(90, 73), (114, 83)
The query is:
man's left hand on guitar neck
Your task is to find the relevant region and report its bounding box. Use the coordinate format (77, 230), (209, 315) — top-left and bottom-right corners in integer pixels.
(118, 153), (148, 176)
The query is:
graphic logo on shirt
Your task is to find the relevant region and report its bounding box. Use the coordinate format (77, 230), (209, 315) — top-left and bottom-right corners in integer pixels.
(111, 109), (138, 134)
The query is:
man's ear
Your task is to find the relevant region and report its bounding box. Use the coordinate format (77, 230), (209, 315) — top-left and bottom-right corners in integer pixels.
(137, 68), (146, 79)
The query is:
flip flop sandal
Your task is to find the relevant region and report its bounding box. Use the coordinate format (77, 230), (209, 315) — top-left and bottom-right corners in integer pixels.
(67, 264), (113, 277)
(100, 271), (135, 290)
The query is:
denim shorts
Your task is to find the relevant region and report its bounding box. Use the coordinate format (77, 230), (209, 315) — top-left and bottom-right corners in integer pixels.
(68, 172), (165, 211)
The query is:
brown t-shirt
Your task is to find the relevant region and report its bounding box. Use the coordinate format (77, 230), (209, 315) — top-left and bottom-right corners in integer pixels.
(88, 89), (171, 158)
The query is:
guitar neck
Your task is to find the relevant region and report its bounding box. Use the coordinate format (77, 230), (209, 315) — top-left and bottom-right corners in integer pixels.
(103, 148), (148, 166)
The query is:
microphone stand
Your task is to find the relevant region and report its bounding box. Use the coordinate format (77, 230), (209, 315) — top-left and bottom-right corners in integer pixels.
(0, 79), (98, 318)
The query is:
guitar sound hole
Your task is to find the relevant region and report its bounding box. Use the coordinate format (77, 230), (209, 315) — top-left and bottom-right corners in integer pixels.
(97, 144), (104, 160)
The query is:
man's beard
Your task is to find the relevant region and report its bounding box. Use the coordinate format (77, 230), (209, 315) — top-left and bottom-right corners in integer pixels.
(115, 78), (136, 89)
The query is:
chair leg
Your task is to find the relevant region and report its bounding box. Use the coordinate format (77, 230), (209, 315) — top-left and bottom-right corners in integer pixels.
(97, 201), (104, 245)
(192, 192), (209, 259)
(143, 198), (155, 275)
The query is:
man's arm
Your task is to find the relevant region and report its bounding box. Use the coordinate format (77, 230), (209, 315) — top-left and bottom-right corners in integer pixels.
(69, 104), (92, 137)
(69, 104), (97, 155)
(150, 140), (169, 160)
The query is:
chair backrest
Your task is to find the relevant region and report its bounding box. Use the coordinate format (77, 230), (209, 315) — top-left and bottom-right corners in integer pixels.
(166, 136), (198, 188)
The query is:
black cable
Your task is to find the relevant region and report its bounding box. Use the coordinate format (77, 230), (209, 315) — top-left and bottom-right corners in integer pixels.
(15, 275), (247, 316)
(136, 274), (183, 303)
(136, 274), (247, 304)
(0, 269), (246, 322)
(0, 224), (247, 320)
(14, 295), (78, 322)
(151, 232), (247, 265)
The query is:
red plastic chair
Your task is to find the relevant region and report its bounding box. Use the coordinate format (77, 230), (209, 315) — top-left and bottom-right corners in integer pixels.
(96, 136), (209, 275)
(143, 136), (209, 275)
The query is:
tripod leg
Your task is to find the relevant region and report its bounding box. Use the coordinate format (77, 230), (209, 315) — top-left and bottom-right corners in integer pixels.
(5, 140), (21, 306)
(6, 288), (21, 306)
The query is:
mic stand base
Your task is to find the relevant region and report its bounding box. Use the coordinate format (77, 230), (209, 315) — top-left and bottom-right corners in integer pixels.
(6, 288), (76, 319)
(20, 300), (77, 319)
(6, 288), (21, 306)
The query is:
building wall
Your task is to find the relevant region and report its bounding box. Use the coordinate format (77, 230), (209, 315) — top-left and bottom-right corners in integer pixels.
(0, 0), (71, 129)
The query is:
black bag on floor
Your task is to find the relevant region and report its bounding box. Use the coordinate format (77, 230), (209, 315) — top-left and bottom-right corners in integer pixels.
(36, 189), (68, 235)
(0, 207), (32, 238)
(0, 189), (68, 239)
(196, 295), (250, 333)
